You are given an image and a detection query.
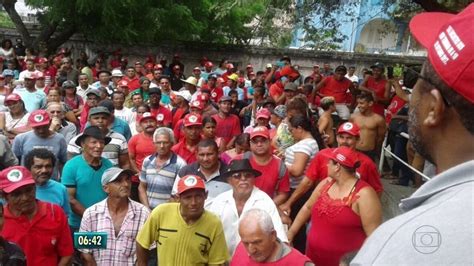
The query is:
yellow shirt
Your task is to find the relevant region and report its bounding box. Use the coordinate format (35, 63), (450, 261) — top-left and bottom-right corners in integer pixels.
(136, 203), (229, 265)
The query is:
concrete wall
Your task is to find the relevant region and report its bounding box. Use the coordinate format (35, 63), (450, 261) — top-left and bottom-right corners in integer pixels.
(0, 28), (425, 77)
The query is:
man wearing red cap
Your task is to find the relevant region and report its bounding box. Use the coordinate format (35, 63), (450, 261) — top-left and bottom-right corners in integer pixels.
(12, 109), (68, 179)
(173, 100), (204, 143)
(280, 122), (383, 215)
(201, 61), (214, 81)
(0, 166), (73, 265)
(172, 113), (203, 164)
(136, 175), (229, 265)
(237, 126), (290, 205)
(352, 5), (474, 265)
(128, 112), (158, 201)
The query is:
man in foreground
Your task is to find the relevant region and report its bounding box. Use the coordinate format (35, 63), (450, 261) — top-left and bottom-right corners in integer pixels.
(352, 4), (474, 264)
(80, 167), (150, 265)
(136, 175), (229, 265)
(0, 166), (73, 265)
(231, 209), (313, 265)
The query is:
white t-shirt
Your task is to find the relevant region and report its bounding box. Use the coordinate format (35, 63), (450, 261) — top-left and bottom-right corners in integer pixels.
(285, 138), (319, 188)
(114, 107), (134, 124)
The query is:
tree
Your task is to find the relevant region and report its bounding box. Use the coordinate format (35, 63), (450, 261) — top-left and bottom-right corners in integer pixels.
(295, 0), (471, 51)
(1, 0), (295, 54)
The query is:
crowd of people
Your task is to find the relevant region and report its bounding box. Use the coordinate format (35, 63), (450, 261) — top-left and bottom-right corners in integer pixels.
(0, 3), (472, 265)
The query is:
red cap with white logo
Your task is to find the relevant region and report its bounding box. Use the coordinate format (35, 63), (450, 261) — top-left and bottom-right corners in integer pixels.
(325, 147), (360, 169)
(337, 122), (360, 137)
(183, 113), (202, 127)
(29, 109), (51, 127)
(409, 3), (474, 103)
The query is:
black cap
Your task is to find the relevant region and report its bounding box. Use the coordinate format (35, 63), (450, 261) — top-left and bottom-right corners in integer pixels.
(149, 87), (161, 95)
(370, 62), (385, 70)
(99, 99), (114, 113)
(221, 159), (261, 179)
(75, 126), (111, 146)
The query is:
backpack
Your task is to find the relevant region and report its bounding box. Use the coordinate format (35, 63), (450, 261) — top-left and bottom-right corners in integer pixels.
(242, 151), (286, 195)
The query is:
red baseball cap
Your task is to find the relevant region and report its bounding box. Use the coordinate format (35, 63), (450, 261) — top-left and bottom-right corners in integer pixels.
(337, 122), (360, 137)
(177, 175), (206, 195)
(237, 77), (245, 83)
(409, 3), (474, 103)
(35, 72), (45, 79)
(190, 100), (204, 110)
(4, 93), (21, 104)
(226, 63), (234, 69)
(183, 113), (202, 127)
(205, 61), (213, 68)
(0, 166), (35, 193)
(139, 112), (157, 123)
(29, 109), (51, 127)
(154, 64), (163, 70)
(250, 126), (270, 139)
(324, 147), (360, 169)
(197, 93), (209, 102)
(256, 108), (271, 120)
(246, 64), (253, 69)
(118, 80), (129, 88)
(145, 63), (154, 69)
(193, 67), (201, 72)
(38, 57), (48, 64)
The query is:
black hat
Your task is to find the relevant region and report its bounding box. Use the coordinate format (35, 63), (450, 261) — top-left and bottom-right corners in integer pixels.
(370, 62), (385, 71)
(96, 70), (112, 78)
(149, 87), (161, 95)
(75, 126), (111, 146)
(221, 159), (261, 179)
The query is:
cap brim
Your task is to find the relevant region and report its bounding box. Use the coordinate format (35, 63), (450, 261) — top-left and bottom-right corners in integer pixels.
(139, 117), (157, 123)
(337, 129), (359, 137)
(75, 135), (112, 146)
(178, 186), (206, 195)
(409, 12), (454, 49)
(250, 132), (269, 139)
(107, 169), (136, 184)
(221, 169), (262, 179)
(184, 122), (203, 127)
(3, 179), (35, 193)
(31, 120), (50, 128)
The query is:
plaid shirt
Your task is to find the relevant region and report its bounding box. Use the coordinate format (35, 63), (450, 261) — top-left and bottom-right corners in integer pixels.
(79, 199), (150, 265)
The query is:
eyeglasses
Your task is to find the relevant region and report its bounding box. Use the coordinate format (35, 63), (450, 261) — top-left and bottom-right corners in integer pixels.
(231, 172), (255, 180)
(405, 67), (452, 107)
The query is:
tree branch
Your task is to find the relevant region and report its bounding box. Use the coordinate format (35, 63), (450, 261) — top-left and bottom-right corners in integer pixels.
(32, 20), (59, 49)
(46, 24), (77, 53)
(1, 0), (32, 46)
(412, 0), (457, 13)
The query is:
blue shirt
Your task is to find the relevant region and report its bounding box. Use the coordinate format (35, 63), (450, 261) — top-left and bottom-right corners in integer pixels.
(139, 153), (186, 209)
(112, 117), (131, 141)
(12, 131), (67, 180)
(13, 87), (45, 112)
(36, 179), (71, 218)
(61, 155), (112, 228)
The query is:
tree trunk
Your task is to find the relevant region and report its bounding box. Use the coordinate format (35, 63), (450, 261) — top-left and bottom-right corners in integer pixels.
(1, 0), (33, 47)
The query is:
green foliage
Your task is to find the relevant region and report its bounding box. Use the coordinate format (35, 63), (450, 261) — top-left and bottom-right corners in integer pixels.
(0, 11), (15, 28)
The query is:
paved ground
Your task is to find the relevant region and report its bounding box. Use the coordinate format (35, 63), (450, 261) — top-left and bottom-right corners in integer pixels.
(380, 179), (417, 221)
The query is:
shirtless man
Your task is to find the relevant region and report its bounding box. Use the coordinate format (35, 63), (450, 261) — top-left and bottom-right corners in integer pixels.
(350, 92), (386, 161)
(318, 96), (336, 147)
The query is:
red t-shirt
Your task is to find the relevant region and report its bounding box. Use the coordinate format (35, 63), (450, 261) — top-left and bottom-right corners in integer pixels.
(269, 81), (284, 101)
(235, 154), (290, 197)
(231, 242), (312, 266)
(128, 132), (156, 182)
(320, 76), (351, 103)
(2, 201), (74, 266)
(150, 106), (172, 127)
(171, 140), (198, 164)
(122, 76), (141, 91)
(212, 114), (241, 144)
(366, 76), (388, 117)
(306, 148), (383, 194)
(173, 119), (185, 143)
(172, 107), (188, 129)
(209, 86), (224, 103)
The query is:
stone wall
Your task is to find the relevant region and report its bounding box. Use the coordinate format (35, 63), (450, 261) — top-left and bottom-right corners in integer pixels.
(1, 28), (425, 77)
